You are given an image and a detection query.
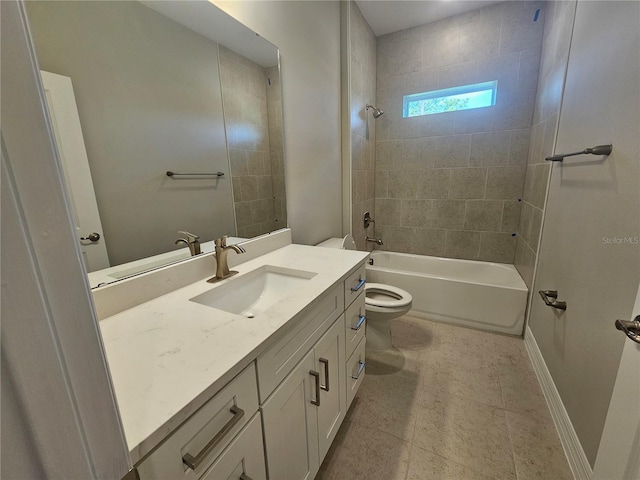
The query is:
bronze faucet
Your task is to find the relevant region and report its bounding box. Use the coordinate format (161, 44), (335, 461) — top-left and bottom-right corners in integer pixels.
(208, 236), (246, 282)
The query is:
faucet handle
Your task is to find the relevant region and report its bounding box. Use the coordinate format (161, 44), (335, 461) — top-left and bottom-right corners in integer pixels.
(215, 236), (229, 248)
(178, 231), (200, 242)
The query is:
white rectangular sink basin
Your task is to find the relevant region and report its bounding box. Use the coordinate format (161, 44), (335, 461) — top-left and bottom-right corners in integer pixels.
(190, 265), (317, 318)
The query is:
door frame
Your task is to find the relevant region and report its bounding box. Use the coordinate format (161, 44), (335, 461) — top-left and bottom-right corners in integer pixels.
(1, 1), (130, 477)
(593, 284), (640, 479)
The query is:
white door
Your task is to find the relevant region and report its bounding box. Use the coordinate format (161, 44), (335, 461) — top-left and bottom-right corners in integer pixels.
(40, 70), (110, 272)
(594, 284), (640, 480)
(527, 0), (640, 467)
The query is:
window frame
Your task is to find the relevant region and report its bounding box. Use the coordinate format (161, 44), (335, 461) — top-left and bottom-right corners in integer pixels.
(402, 80), (498, 118)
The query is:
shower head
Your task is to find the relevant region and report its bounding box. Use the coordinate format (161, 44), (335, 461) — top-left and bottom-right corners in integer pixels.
(366, 104), (384, 119)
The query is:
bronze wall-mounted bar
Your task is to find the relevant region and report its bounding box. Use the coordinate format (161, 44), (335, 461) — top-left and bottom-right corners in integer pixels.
(538, 290), (567, 310)
(545, 144), (612, 162)
(166, 171), (225, 177)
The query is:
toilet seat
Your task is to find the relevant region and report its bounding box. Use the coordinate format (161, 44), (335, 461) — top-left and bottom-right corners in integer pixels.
(365, 283), (412, 311)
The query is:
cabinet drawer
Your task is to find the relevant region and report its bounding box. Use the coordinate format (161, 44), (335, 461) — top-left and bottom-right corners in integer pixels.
(257, 284), (344, 402)
(344, 291), (366, 359)
(344, 263), (366, 309)
(345, 337), (366, 409)
(136, 363), (259, 479)
(199, 412), (266, 480)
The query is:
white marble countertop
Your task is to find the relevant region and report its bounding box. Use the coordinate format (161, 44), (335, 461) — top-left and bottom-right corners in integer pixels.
(99, 244), (369, 464)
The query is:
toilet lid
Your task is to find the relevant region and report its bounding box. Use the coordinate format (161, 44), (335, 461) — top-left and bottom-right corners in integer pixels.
(365, 283), (413, 308)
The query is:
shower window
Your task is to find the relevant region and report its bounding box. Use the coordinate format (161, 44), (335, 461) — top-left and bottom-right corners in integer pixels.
(402, 80), (497, 118)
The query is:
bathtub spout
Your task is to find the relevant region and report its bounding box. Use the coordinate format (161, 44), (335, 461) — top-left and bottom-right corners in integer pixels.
(366, 236), (384, 246)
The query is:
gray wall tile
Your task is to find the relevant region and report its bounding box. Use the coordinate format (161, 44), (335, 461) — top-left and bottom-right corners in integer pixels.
(464, 200), (503, 231)
(401, 199), (433, 227)
(376, 225), (415, 252)
(412, 228), (447, 256)
(479, 232), (517, 263)
(470, 131), (512, 166)
(375, 171), (389, 198)
(433, 135), (471, 168)
(499, 1), (545, 55)
(376, 140), (404, 170)
(437, 60), (477, 89)
(445, 230), (481, 259)
(373, 1), (545, 264)
(530, 163), (550, 208)
(501, 200), (522, 232)
(449, 168), (487, 199)
(432, 200), (466, 229)
(509, 129), (532, 165)
(404, 137), (436, 169)
(416, 169), (451, 199)
(486, 166), (526, 200)
(388, 171), (419, 199)
(376, 198), (403, 226)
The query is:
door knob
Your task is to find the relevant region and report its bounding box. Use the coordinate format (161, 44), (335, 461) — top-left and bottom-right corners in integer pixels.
(80, 232), (100, 242)
(615, 316), (640, 344)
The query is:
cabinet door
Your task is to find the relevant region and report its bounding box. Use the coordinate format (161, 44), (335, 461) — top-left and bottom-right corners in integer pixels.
(261, 350), (319, 480)
(199, 413), (266, 480)
(314, 316), (346, 462)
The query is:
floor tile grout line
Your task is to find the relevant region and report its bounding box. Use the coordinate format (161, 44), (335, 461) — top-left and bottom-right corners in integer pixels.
(504, 409), (523, 480)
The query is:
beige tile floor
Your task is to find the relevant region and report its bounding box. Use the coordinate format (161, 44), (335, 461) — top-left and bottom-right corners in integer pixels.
(316, 315), (574, 480)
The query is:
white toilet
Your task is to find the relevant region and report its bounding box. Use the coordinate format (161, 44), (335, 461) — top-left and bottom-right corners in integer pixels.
(317, 235), (412, 350)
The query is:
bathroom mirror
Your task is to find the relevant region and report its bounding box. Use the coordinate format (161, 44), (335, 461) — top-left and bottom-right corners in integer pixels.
(25, 1), (286, 288)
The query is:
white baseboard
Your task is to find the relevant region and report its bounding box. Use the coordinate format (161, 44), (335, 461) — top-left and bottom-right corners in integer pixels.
(524, 326), (593, 480)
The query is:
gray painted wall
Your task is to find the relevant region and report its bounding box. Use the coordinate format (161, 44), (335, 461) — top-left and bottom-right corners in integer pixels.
(374, 1), (544, 262)
(528, 0), (639, 466)
(27, 1), (236, 266)
(213, 0), (343, 246)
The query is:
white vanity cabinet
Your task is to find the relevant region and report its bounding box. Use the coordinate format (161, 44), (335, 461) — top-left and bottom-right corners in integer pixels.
(344, 290), (366, 409)
(198, 413), (266, 480)
(121, 251), (368, 480)
(260, 262), (366, 480)
(261, 314), (346, 480)
(136, 364), (264, 480)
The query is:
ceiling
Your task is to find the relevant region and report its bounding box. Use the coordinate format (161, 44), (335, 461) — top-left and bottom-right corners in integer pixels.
(355, 0), (504, 36)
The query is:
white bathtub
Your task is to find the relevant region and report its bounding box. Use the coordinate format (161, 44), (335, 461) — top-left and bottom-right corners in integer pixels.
(366, 251), (528, 335)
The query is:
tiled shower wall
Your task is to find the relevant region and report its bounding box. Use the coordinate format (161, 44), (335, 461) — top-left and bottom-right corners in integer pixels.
(515, 0), (577, 287)
(265, 65), (287, 232)
(350, 2), (377, 251)
(219, 46), (281, 238)
(374, 1), (545, 262)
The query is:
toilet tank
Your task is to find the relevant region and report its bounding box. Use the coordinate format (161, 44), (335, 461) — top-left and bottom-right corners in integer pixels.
(316, 235), (356, 250)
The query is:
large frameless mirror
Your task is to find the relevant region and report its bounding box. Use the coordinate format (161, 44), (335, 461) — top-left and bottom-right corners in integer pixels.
(25, 0), (286, 288)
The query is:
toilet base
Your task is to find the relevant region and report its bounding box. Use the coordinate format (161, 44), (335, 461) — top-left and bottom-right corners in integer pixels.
(366, 319), (393, 350)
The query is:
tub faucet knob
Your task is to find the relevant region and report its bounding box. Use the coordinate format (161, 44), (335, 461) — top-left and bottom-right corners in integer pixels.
(366, 236), (384, 246)
(364, 211), (375, 229)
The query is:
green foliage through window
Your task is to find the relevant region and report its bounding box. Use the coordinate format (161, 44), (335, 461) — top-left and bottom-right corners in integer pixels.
(403, 81), (497, 118)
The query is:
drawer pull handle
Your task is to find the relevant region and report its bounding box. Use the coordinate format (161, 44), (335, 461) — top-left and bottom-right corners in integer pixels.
(239, 474), (254, 480)
(310, 370), (321, 406)
(351, 278), (366, 292)
(182, 405), (245, 470)
(351, 315), (366, 331)
(319, 358), (330, 391)
(351, 360), (365, 380)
